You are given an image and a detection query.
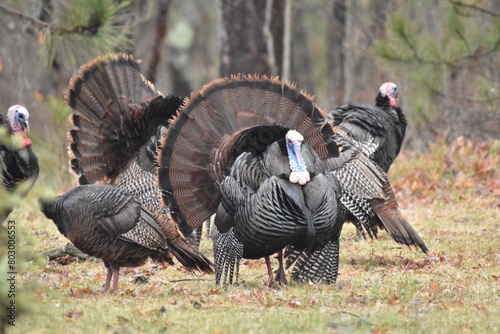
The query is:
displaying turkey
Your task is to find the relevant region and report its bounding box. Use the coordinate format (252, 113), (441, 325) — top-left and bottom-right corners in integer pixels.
(40, 184), (212, 291)
(158, 75), (344, 285)
(52, 53), (212, 288)
(157, 75), (424, 286)
(326, 82), (407, 173)
(1, 105), (39, 223)
(66, 53), (180, 196)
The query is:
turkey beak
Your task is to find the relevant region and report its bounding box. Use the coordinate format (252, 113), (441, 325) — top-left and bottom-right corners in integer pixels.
(21, 120), (30, 134)
(392, 86), (398, 99)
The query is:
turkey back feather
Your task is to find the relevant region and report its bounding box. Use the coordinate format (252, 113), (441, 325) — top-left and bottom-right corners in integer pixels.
(329, 128), (428, 253)
(159, 75), (335, 237)
(66, 53), (182, 185)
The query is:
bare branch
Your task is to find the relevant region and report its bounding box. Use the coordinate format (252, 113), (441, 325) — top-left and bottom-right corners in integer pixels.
(0, 3), (51, 28)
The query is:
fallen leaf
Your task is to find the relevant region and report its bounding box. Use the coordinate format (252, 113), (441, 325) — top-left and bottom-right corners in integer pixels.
(116, 316), (130, 324)
(475, 305), (487, 313)
(37, 31), (45, 44)
(288, 300), (302, 308)
(64, 311), (83, 320)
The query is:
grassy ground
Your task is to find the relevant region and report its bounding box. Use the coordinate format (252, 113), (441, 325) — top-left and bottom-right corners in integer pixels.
(2, 138), (499, 334)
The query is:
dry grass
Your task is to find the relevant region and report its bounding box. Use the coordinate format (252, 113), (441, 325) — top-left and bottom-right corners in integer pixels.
(2, 138), (499, 334)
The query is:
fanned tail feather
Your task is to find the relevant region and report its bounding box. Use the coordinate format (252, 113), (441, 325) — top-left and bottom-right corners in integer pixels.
(159, 74), (333, 236)
(65, 53), (181, 184)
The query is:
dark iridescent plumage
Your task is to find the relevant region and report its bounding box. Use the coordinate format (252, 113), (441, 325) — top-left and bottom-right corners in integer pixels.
(324, 83), (413, 240)
(286, 83), (424, 284)
(158, 76), (345, 285)
(326, 82), (407, 173)
(40, 185), (211, 291)
(158, 76), (427, 286)
(213, 135), (342, 285)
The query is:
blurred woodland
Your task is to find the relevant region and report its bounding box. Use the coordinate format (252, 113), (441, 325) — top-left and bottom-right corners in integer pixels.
(0, 0), (498, 184)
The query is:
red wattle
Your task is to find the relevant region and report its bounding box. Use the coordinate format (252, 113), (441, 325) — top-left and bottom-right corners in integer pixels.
(389, 97), (396, 107)
(24, 137), (32, 147)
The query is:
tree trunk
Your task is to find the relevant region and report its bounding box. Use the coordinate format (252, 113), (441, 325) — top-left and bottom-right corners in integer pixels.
(351, 0), (391, 95)
(219, 0), (284, 77)
(145, 0), (171, 84)
(291, 7), (314, 94)
(328, 0), (347, 106)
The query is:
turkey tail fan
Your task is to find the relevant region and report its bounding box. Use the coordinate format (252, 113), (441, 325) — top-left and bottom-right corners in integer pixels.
(66, 53), (183, 184)
(371, 179), (429, 253)
(158, 74), (335, 237)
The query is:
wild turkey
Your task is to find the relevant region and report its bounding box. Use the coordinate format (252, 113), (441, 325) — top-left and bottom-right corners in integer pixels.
(213, 128), (344, 285)
(1, 105), (39, 223)
(325, 82), (408, 239)
(55, 53), (212, 287)
(40, 184), (212, 291)
(158, 75), (344, 285)
(66, 53), (180, 196)
(326, 82), (407, 173)
(286, 84), (424, 283)
(285, 126), (428, 283)
(157, 75), (424, 285)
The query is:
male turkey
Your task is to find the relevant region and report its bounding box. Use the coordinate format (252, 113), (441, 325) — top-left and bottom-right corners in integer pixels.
(285, 83), (423, 283)
(66, 53), (180, 201)
(326, 82), (407, 173)
(158, 75), (426, 285)
(213, 128), (344, 285)
(48, 53), (212, 288)
(158, 75), (344, 285)
(40, 184), (212, 291)
(1, 105), (39, 223)
(285, 127), (428, 283)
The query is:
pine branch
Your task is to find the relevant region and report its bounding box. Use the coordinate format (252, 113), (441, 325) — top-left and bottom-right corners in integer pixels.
(447, 0), (500, 17)
(389, 22), (500, 70)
